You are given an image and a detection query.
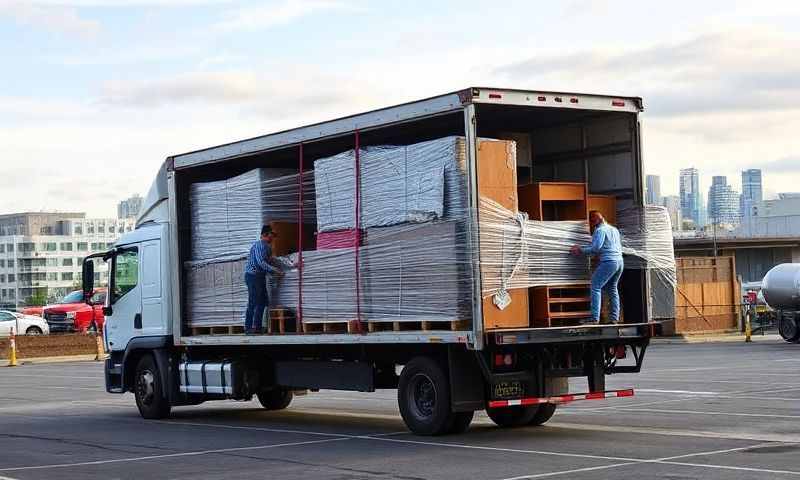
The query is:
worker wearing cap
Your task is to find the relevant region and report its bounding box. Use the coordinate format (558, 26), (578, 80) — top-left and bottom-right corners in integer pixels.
(244, 225), (283, 334)
(570, 211), (624, 324)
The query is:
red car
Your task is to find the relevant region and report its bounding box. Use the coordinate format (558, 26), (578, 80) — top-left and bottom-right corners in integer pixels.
(42, 289), (106, 333)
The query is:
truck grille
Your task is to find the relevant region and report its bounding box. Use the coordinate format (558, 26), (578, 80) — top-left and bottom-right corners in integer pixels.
(44, 312), (67, 323)
(44, 312), (73, 332)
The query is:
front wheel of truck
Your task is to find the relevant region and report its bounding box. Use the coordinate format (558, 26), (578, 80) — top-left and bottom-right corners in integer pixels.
(257, 389), (293, 410)
(398, 356), (454, 436)
(134, 354), (171, 419)
(528, 403), (557, 425)
(486, 405), (537, 427)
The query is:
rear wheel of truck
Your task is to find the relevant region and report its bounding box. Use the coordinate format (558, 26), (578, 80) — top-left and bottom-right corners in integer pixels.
(398, 356), (454, 436)
(527, 403), (557, 425)
(134, 355), (171, 419)
(257, 389), (293, 410)
(778, 312), (800, 343)
(486, 405), (537, 427)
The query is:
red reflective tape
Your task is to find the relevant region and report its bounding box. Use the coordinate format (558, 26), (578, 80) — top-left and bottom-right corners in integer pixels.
(617, 389), (635, 397)
(488, 400), (508, 408)
(558, 394), (575, 403)
(585, 392), (606, 400)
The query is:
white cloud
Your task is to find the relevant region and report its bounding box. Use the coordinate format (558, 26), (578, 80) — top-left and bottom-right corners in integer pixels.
(0, 0), (101, 38)
(214, 0), (354, 31)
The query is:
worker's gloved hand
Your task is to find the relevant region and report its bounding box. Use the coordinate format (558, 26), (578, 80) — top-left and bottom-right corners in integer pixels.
(569, 245), (581, 256)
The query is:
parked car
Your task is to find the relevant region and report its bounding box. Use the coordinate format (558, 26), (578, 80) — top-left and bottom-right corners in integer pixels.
(0, 310), (50, 336)
(42, 289), (106, 333)
(21, 306), (44, 317)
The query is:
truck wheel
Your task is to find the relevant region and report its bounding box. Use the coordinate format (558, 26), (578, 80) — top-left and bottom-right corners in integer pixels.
(778, 313), (800, 343)
(134, 355), (171, 419)
(528, 403), (557, 425)
(398, 356), (454, 436)
(448, 411), (474, 434)
(257, 389), (293, 410)
(486, 405), (537, 427)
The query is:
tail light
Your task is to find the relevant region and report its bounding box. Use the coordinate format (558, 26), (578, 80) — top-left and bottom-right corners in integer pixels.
(493, 353), (515, 367)
(614, 345), (627, 359)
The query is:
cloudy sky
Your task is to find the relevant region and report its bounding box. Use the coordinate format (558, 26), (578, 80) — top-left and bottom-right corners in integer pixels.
(1, 0), (798, 217)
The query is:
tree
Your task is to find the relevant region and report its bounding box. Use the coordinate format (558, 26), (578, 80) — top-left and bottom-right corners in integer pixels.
(27, 287), (49, 307)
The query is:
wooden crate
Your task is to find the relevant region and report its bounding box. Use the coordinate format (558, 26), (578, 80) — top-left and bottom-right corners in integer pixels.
(267, 308), (297, 334)
(674, 256), (740, 334)
(518, 182), (588, 221)
(531, 285), (591, 327)
(483, 289), (530, 330)
(269, 221), (316, 257)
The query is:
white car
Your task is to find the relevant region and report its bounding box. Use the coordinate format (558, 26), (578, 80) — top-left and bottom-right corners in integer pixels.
(0, 310), (50, 336)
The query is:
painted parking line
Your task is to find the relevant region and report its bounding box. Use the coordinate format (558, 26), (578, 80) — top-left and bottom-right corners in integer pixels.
(0, 437), (348, 472)
(621, 407), (800, 419)
(500, 443), (800, 480)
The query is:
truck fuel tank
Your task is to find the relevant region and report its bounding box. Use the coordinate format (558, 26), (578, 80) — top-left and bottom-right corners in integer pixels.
(762, 263), (800, 311)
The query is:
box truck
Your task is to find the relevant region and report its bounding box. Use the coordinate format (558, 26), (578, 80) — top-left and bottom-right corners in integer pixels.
(82, 87), (674, 435)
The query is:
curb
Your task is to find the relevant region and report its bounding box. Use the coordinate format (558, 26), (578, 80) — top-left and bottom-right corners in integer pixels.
(652, 334), (781, 344)
(1, 354), (106, 367)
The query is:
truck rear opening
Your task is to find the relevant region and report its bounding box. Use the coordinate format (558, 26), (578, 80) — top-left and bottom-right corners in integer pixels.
(90, 87), (675, 435)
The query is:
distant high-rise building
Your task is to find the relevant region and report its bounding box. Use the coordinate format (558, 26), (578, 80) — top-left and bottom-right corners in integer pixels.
(679, 168), (701, 226)
(645, 175), (662, 205)
(707, 176), (740, 225)
(662, 195), (682, 231)
(117, 194), (143, 219)
(740, 169), (763, 218)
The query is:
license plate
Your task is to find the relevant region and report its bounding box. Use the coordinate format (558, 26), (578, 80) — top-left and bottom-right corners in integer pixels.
(493, 381), (523, 399)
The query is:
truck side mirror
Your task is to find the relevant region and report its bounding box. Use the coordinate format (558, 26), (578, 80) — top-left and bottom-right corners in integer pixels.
(82, 259), (95, 302)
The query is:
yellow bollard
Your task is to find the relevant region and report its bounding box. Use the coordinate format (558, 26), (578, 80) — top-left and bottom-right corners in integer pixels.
(94, 333), (105, 361)
(745, 310), (752, 343)
(7, 327), (18, 367)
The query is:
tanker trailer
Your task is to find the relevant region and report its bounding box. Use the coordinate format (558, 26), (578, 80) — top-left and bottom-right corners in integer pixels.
(762, 263), (800, 343)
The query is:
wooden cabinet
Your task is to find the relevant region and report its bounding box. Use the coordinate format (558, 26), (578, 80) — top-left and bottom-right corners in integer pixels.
(477, 139), (530, 330)
(518, 182), (588, 221)
(587, 194), (617, 225)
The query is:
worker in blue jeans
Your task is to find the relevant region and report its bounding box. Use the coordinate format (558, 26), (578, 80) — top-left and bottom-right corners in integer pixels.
(571, 211), (624, 324)
(244, 225), (283, 334)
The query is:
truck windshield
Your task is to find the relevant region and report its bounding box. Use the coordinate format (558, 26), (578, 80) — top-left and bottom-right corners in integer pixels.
(61, 291), (84, 304)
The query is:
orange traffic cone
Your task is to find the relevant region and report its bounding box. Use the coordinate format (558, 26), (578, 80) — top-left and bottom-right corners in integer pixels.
(7, 327), (18, 367)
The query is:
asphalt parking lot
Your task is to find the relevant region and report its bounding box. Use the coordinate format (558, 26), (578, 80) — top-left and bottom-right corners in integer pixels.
(0, 339), (798, 479)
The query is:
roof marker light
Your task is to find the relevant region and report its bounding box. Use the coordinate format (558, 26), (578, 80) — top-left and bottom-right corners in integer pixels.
(488, 93), (502, 99)
(554, 97), (563, 103)
(570, 98), (579, 104)
(537, 96), (546, 102)
(612, 100), (626, 107)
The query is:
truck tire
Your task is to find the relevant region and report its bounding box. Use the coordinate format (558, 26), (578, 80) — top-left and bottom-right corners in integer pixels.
(134, 354), (171, 419)
(778, 312), (800, 343)
(528, 403), (557, 425)
(486, 405), (537, 427)
(398, 356), (455, 436)
(257, 389), (293, 410)
(448, 411), (474, 434)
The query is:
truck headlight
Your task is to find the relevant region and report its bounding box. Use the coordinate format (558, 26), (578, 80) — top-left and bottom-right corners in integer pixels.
(66, 311), (76, 319)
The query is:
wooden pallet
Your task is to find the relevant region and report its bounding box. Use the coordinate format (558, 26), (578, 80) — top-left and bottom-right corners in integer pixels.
(367, 321), (394, 333)
(531, 285), (592, 328)
(190, 325), (244, 336)
(302, 321), (358, 334)
(268, 308), (298, 334)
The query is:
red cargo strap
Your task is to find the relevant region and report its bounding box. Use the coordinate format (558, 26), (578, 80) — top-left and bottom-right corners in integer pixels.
(487, 388), (634, 409)
(353, 130), (363, 333)
(297, 143), (304, 331)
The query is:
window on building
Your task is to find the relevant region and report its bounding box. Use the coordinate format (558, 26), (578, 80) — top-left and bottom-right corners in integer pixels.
(46, 258), (59, 267)
(32, 258), (45, 267)
(42, 242), (56, 252)
(8, 274), (15, 283)
(62, 258), (73, 267)
(98, 225), (105, 233)
(0, 260), (4, 268)
(77, 242), (88, 251)
(0, 274), (5, 283)
(0, 244), (4, 253)
(88, 225), (95, 234)
(91, 243), (98, 250)
(109, 225), (116, 233)
(61, 272), (73, 281)
(74, 225), (83, 235)
(8, 290), (14, 299)
(7, 260), (13, 268)
(0, 289), (5, 298)
(76, 257), (83, 266)
(60, 242), (73, 251)
(6, 243), (13, 252)
(17, 242), (35, 253)
(47, 272), (58, 281)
